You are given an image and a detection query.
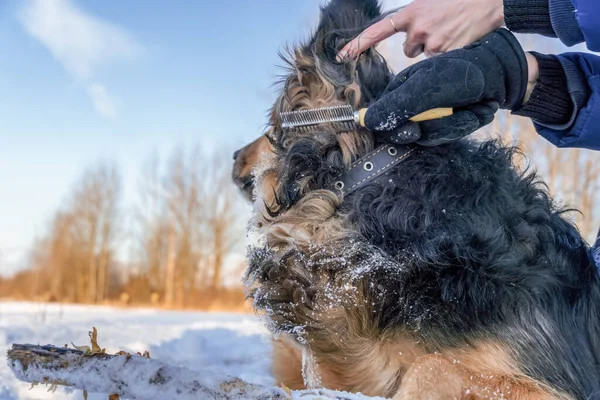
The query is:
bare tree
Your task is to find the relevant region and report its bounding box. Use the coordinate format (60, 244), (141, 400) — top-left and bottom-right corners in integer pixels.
(69, 164), (121, 303)
(202, 152), (241, 290)
(27, 163), (122, 303)
(11, 145), (247, 307)
(133, 145), (245, 307)
(161, 147), (206, 306)
(135, 154), (171, 301)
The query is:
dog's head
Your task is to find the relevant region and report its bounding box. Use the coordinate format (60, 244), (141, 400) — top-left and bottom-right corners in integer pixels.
(232, 0), (392, 225)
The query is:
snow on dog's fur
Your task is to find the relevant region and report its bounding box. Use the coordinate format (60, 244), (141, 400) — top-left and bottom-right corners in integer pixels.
(233, 1), (600, 398)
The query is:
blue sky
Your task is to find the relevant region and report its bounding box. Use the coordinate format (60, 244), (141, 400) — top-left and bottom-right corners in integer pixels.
(1, 0), (339, 274)
(0, 0), (586, 275)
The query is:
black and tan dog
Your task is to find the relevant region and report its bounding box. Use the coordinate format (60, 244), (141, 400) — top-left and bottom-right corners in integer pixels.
(233, 1), (600, 398)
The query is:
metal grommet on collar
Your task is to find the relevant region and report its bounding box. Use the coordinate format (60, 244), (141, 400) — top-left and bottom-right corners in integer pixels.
(332, 143), (416, 196)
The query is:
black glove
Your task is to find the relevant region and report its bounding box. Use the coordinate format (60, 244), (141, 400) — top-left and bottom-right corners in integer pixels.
(365, 28), (528, 146)
(375, 102), (499, 147)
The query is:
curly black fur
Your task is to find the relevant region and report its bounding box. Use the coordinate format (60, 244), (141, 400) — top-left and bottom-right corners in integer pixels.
(245, 0), (600, 398)
(346, 142), (600, 395)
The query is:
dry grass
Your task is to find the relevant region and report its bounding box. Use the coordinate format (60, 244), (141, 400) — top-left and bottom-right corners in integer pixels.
(0, 271), (251, 313)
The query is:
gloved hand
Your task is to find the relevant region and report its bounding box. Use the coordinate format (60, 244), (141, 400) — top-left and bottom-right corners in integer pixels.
(365, 28), (528, 146)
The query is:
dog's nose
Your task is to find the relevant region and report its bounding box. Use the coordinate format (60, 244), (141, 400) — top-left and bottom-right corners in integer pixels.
(233, 148), (242, 160)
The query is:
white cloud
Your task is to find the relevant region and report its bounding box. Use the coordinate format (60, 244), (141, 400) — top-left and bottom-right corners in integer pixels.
(19, 0), (141, 117)
(85, 83), (118, 119)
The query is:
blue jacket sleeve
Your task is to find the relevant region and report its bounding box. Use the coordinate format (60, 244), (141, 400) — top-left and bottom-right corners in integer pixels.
(550, 0), (600, 51)
(572, 0), (600, 51)
(534, 52), (600, 150)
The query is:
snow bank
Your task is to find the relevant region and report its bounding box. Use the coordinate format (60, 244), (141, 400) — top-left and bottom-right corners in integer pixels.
(0, 302), (271, 399)
(1, 302), (384, 400)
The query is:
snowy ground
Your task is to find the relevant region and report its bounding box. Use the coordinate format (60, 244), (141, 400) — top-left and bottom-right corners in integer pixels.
(0, 302), (273, 400)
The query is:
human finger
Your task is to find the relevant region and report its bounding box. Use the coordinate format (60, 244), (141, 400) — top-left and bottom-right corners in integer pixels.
(337, 12), (407, 61)
(465, 101), (499, 126)
(404, 41), (425, 58)
(403, 25), (427, 58)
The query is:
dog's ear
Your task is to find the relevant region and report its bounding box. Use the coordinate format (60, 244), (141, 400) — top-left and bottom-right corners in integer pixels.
(307, 0), (391, 105)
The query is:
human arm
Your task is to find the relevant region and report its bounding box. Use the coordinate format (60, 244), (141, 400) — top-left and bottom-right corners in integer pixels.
(338, 0), (598, 59)
(520, 52), (600, 150)
(504, 0), (599, 51)
(340, 0), (600, 150)
(368, 47), (600, 150)
(359, 28), (600, 151)
(360, 29), (529, 146)
(504, 0), (600, 150)
(338, 0), (505, 59)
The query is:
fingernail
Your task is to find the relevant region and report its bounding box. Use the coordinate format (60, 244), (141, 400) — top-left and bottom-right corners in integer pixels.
(336, 51), (347, 62)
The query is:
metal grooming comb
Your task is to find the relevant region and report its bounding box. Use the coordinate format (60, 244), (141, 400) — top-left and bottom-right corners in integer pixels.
(281, 104), (453, 134)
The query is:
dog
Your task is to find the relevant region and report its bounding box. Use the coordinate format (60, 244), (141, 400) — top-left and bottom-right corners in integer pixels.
(232, 1), (600, 398)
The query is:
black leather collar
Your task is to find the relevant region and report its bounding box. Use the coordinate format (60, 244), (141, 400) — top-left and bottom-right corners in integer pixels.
(332, 143), (416, 196)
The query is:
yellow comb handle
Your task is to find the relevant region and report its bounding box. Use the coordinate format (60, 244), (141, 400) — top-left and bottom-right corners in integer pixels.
(357, 107), (453, 127)
(410, 108), (453, 122)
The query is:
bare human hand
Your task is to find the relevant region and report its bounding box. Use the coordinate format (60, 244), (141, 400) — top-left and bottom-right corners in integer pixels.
(337, 0), (504, 60)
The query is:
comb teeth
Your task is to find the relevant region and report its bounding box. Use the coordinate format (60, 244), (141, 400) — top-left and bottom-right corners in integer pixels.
(281, 104), (357, 134)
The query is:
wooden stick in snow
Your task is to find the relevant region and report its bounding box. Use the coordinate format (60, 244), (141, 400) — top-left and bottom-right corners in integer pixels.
(7, 344), (383, 400)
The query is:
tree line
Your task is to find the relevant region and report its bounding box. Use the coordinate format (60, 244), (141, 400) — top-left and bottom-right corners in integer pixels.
(0, 146), (248, 310)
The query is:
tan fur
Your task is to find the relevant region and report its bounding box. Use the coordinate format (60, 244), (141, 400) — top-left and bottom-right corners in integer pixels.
(269, 303), (568, 399)
(232, 135), (273, 201)
(314, 335), (427, 397)
(273, 337), (566, 399)
(439, 344), (566, 399)
(395, 352), (566, 400)
(272, 336), (305, 390)
(264, 190), (348, 249)
(255, 167), (278, 216)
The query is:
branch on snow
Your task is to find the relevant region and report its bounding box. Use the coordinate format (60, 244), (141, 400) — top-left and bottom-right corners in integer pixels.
(7, 344), (384, 400)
